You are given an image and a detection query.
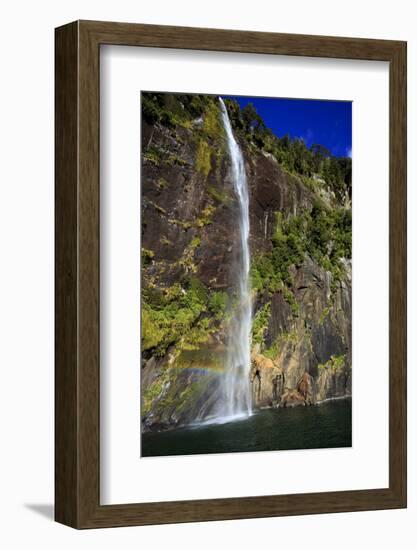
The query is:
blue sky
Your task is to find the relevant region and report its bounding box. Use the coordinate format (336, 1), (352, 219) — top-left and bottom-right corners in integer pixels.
(223, 95), (352, 158)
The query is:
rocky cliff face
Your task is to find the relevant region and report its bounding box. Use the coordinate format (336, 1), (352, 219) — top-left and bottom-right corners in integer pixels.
(141, 93), (352, 431)
(250, 255), (351, 410)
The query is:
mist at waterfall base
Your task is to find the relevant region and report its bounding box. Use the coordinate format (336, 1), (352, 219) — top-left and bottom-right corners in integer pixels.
(142, 398), (352, 457)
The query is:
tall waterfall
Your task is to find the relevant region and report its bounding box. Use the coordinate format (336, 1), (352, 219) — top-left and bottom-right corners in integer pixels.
(219, 97), (252, 418)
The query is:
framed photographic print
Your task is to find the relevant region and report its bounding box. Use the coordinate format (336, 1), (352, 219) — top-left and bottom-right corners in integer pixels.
(55, 20), (407, 528)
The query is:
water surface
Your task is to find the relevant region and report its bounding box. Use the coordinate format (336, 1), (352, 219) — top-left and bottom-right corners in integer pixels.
(142, 397), (352, 457)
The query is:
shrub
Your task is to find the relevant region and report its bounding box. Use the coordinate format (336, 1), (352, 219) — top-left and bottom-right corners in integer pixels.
(318, 354), (346, 371)
(209, 291), (228, 318)
(196, 204), (216, 227)
(141, 306), (166, 351)
(203, 101), (224, 141)
(196, 139), (212, 177)
(252, 302), (271, 345)
(264, 339), (279, 360)
(141, 248), (154, 266)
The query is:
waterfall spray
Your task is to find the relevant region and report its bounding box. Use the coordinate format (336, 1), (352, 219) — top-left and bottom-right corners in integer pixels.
(219, 97), (252, 418)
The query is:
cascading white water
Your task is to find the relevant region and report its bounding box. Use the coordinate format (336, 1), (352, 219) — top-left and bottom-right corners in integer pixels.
(219, 97), (252, 418)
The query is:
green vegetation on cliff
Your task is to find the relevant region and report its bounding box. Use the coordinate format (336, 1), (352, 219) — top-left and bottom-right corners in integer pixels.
(318, 354), (346, 371)
(252, 302), (271, 345)
(142, 93), (209, 128)
(196, 139), (212, 177)
(251, 201), (351, 298)
(143, 92), (225, 180)
(142, 277), (230, 357)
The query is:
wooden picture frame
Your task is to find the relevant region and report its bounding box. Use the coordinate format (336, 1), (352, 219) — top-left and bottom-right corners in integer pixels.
(55, 20), (407, 528)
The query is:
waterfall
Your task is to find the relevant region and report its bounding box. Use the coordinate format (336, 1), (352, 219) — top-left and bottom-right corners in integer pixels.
(219, 97), (252, 418)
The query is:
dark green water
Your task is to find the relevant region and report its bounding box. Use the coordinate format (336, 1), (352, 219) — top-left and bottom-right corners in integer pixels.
(142, 397), (351, 457)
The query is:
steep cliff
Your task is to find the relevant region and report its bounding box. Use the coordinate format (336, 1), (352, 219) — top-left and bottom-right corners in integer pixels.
(141, 93), (352, 431)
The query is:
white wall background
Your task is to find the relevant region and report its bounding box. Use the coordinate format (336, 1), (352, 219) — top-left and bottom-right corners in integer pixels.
(0, 0), (415, 547)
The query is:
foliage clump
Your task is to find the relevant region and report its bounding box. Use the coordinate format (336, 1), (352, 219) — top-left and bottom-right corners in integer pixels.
(252, 302), (271, 345)
(209, 291), (228, 318)
(141, 248), (154, 266)
(196, 139), (212, 177)
(142, 92), (197, 129)
(251, 201), (351, 297)
(196, 204), (216, 227)
(203, 101), (224, 141)
(142, 277), (208, 356)
(318, 354), (346, 371)
(142, 275), (231, 357)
